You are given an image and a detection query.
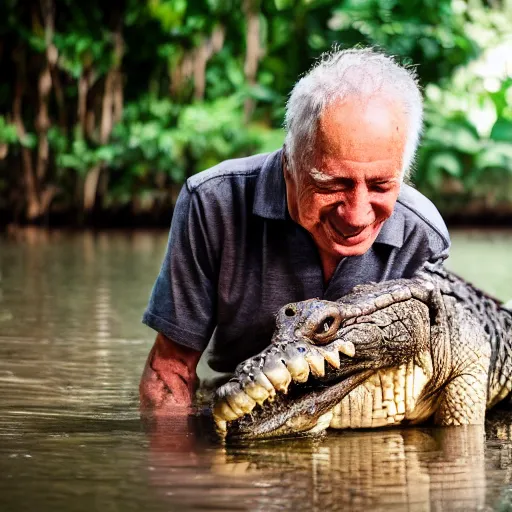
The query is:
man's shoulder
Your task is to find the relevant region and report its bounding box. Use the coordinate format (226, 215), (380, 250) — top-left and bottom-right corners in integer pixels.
(185, 152), (271, 193)
(396, 183), (450, 247)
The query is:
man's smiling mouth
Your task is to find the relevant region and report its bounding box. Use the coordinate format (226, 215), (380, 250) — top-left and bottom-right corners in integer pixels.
(340, 228), (365, 239)
(328, 219), (372, 240)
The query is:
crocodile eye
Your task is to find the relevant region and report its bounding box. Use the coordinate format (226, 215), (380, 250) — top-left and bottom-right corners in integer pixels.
(284, 307), (296, 317)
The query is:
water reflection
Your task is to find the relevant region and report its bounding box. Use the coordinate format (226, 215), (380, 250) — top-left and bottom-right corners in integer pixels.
(1, 229), (512, 512)
(142, 421), (487, 512)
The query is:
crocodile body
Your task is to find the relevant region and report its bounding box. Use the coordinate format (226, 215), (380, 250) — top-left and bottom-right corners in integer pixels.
(212, 263), (512, 439)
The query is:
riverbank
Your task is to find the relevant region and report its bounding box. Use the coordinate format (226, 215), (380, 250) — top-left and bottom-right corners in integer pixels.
(2, 208), (512, 231)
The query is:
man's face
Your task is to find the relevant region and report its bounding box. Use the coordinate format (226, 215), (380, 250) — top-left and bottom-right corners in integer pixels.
(285, 96), (407, 260)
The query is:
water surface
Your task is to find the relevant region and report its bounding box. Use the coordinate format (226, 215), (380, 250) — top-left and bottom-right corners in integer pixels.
(1, 228), (511, 512)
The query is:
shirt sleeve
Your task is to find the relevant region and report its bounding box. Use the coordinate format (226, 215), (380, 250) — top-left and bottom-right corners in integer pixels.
(142, 184), (219, 352)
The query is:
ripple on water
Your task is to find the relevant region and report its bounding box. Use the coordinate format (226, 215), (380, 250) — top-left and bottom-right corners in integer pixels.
(1, 229), (512, 512)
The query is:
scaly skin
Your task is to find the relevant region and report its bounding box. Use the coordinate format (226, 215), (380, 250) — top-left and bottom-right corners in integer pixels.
(212, 263), (512, 440)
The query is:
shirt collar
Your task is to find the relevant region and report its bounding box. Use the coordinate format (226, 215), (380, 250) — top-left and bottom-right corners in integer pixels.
(252, 148), (288, 220)
(253, 147), (405, 248)
(374, 206), (405, 248)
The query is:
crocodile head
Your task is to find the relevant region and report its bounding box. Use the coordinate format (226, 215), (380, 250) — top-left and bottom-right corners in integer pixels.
(212, 294), (433, 440)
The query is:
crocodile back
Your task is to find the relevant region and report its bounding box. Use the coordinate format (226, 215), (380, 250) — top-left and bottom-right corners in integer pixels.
(427, 264), (512, 405)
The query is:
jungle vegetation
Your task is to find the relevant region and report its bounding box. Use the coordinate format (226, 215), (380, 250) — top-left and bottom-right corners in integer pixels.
(1, 0), (511, 226)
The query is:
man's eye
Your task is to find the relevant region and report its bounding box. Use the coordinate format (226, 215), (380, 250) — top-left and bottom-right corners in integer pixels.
(319, 183), (348, 192)
(314, 180), (352, 192)
(371, 183), (392, 193)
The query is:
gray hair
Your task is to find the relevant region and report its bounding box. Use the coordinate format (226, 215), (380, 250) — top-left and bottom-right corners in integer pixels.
(283, 47), (423, 180)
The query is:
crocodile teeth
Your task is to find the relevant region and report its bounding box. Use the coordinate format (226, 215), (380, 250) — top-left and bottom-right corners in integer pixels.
(285, 356), (310, 383)
(253, 370), (276, 400)
(337, 340), (355, 358)
(215, 381), (243, 417)
(315, 339), (355, 369)
(213, 400), (239, 422)
(317, 347), (340, 369)
(243, 382), (270, 405)
(305, 352), (325, 377)
(263, 360), (292, 393)
(227, 389), (256, 415)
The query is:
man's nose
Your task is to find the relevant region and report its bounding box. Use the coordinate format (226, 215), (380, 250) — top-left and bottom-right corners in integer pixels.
(337, 186), (373, 228)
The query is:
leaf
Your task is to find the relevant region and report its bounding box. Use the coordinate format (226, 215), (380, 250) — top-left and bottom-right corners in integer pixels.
(20, 133), (37, 149)
(0, 117), (18, 144)
(244, 84), (279, 102)
(225, 60), (245, 88)
(428, 151), (463, 179)
(274, 0), (294, 10)
(447, 121), (481, 154)
(57, 154), (81, 169)
(490, 118), (512, 143)
(475, 142), (512, 173)
(96, 145), (117, 163)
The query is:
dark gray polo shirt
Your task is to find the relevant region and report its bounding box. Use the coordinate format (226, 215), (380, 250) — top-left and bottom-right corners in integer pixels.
(143, 149), (450, 372)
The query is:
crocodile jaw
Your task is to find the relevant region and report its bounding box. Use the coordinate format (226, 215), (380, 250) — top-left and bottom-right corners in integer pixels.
(212, 337), (359, 435)
(215, 350), (434, 439)
(329, 358), (434, 429)
(221, 371), (375, 439)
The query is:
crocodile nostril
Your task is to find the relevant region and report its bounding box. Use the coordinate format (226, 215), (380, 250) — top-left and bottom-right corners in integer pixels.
(315, 316), (335, 335)
(284, 307), (296, 317)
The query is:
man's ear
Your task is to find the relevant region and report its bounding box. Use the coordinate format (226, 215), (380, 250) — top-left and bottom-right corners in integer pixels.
(282, 147), (292, 179)
(282, 148), (299, 221)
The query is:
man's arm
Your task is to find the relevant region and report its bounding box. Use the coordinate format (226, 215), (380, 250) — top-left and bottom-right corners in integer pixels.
(139, 333), (202, 416)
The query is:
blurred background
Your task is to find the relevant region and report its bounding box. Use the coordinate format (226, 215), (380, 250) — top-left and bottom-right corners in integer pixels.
(1, 0), (512, 227)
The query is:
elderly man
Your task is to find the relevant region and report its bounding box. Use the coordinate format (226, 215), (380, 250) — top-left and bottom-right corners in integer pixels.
(139, 48), (450, 415)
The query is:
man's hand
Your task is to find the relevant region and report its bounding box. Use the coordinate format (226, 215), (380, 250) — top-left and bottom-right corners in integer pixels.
(139, 333), (202, 416)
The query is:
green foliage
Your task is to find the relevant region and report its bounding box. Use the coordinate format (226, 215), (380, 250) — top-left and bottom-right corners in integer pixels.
(329, 0), (479, 83)
(55, 132), (102, 176)
(414, 47), (512, 212)
(0, 117), (18, 144)
(88, 94), (281, 205)
(1, 0), (511, 223)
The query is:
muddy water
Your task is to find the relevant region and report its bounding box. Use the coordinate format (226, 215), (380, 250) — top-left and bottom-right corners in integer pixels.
(0, 228), (511, 512)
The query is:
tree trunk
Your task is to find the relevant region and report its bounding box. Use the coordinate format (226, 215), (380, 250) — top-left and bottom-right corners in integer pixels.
(12, 47), (42, 221)
(39, 0), (65, 134)
(170, 25), (225, 101)
(83, 166), (102, 213)
(83, 25), (124, 214)
(193, 41), (209, 101)
(77, 71), (90, 136)
(35, 64), (51, 182)
(243, 0), (262, 123)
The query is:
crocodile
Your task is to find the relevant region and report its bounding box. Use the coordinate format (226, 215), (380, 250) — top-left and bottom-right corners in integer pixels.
(212, 263), (512, 439)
